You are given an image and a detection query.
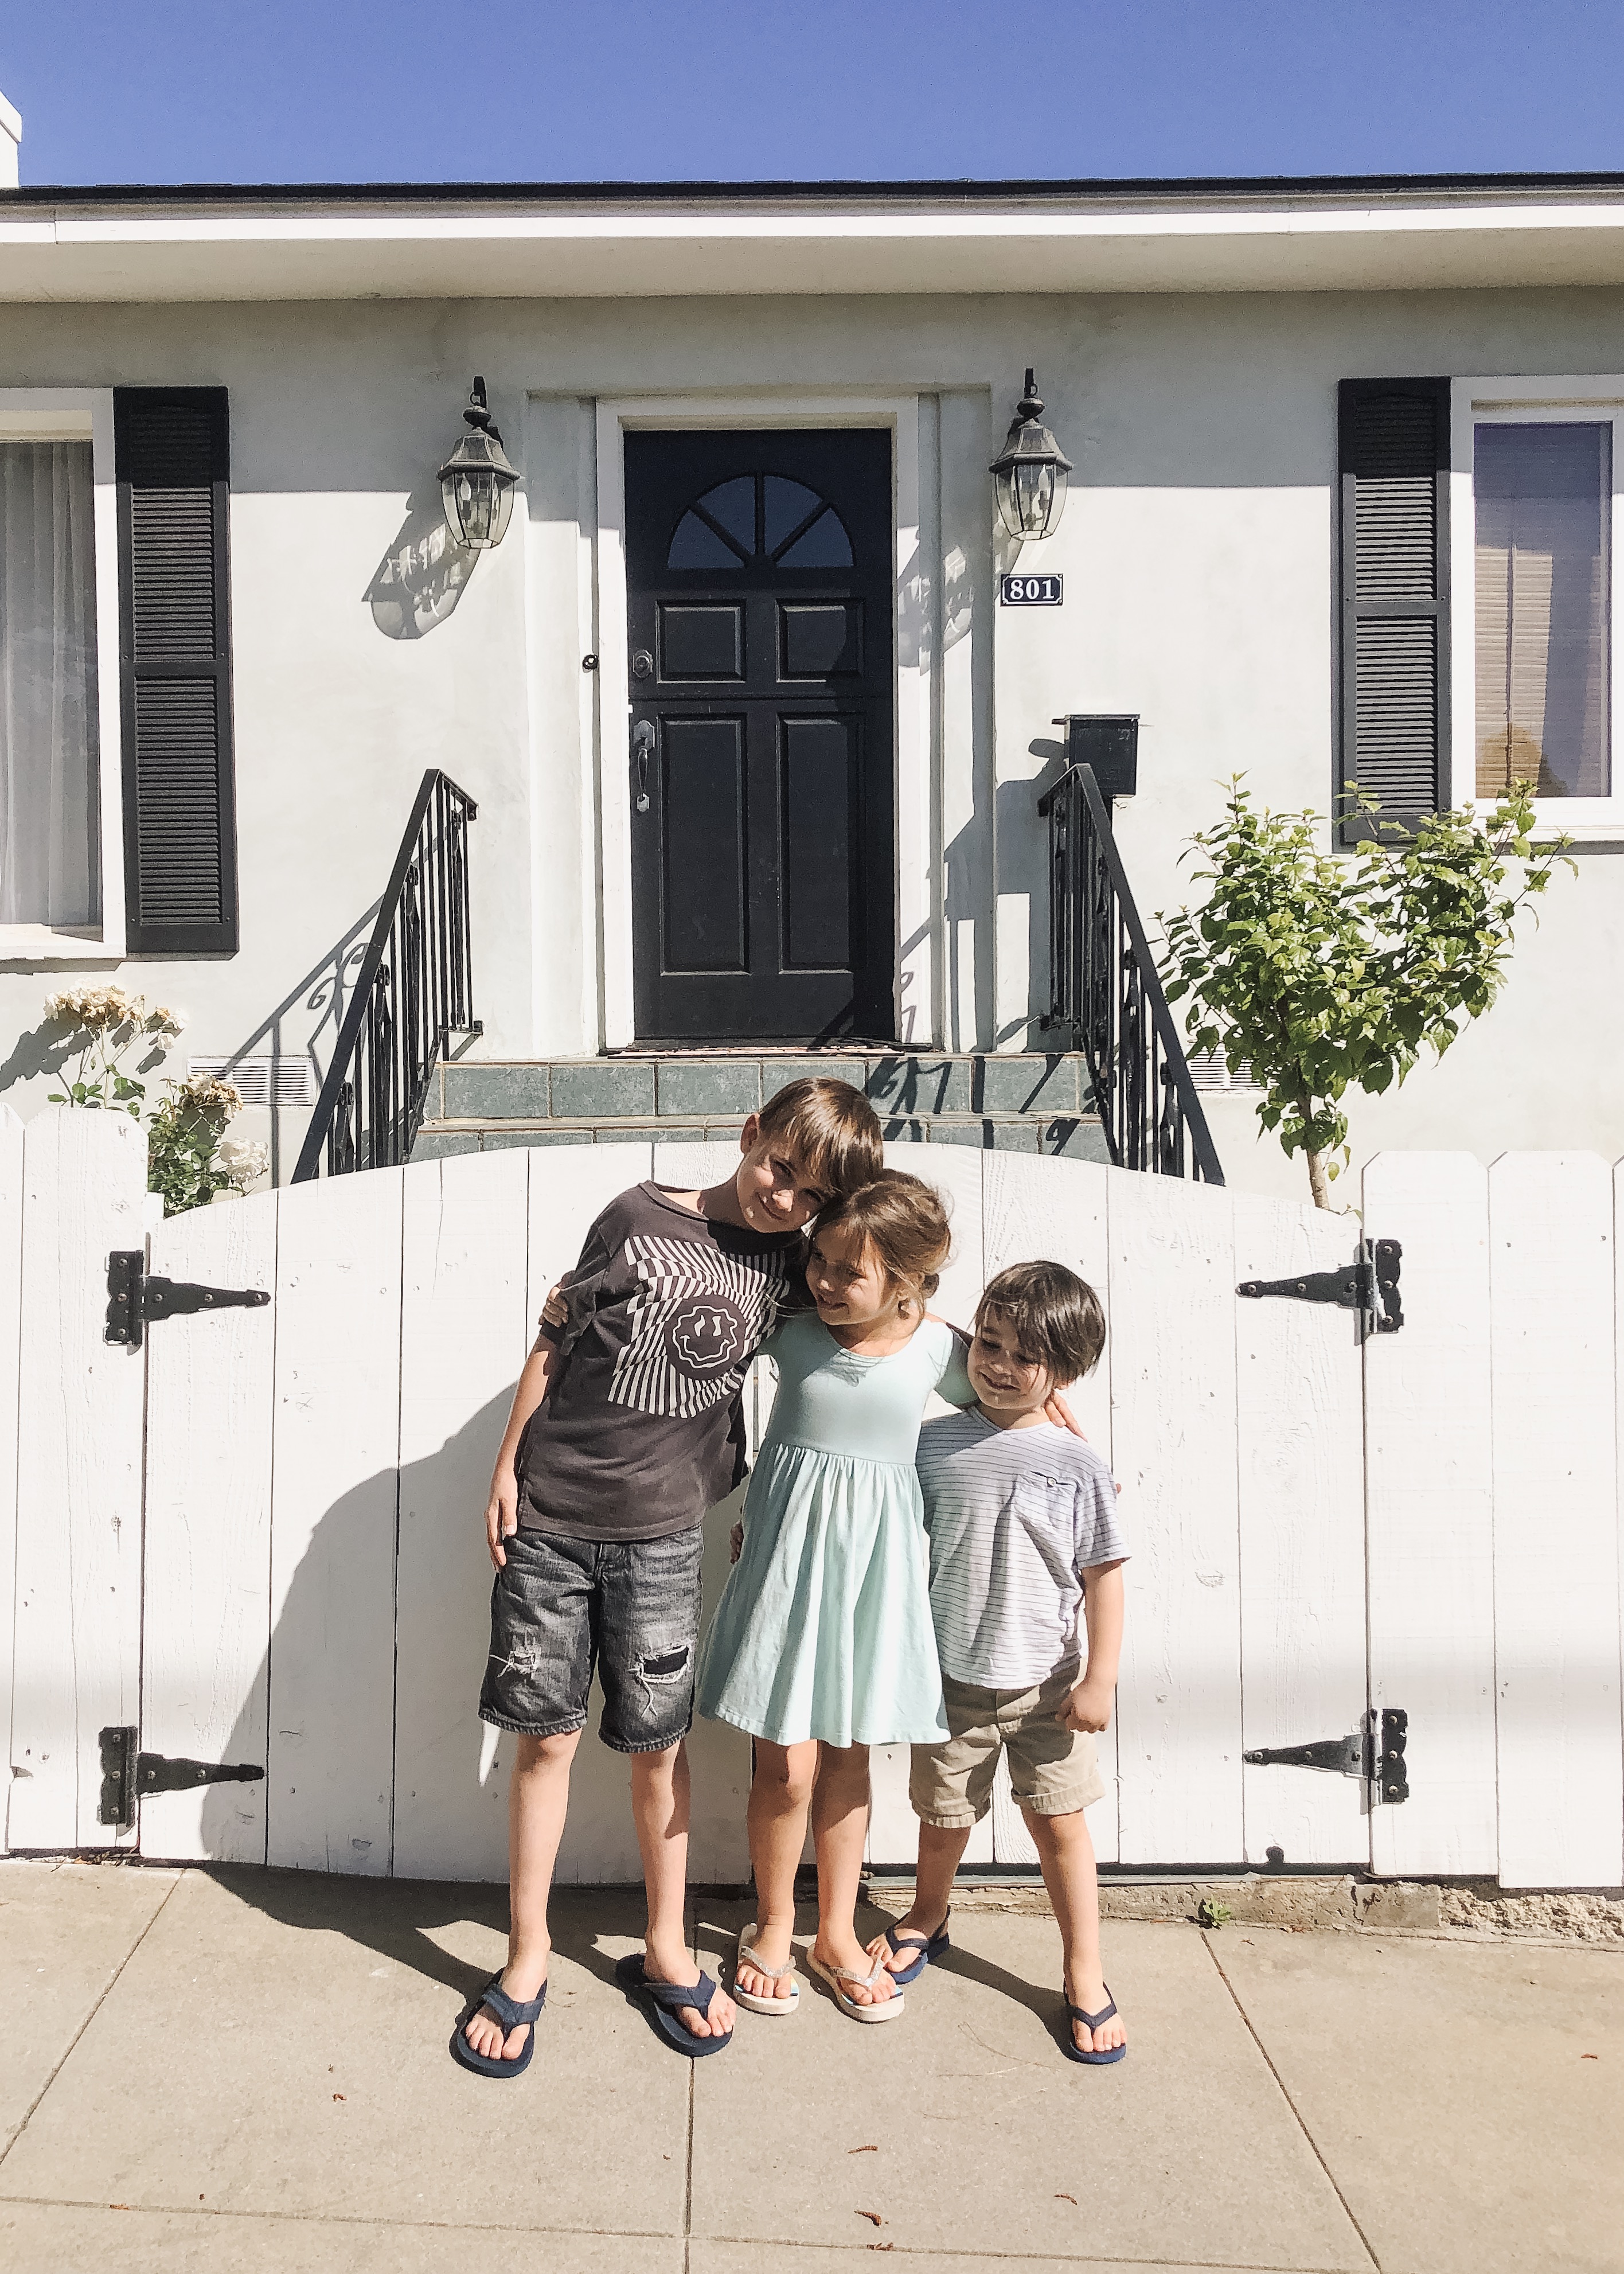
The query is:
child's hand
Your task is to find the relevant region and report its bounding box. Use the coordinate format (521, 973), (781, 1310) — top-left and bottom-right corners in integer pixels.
(729, 1522), (744, 1563)
(1044, 1386), (1084, 1437)
(1057, 1674), (1114, 1734)
(539, 1279), (568, 1331)
(485, 1462), (520, 1570)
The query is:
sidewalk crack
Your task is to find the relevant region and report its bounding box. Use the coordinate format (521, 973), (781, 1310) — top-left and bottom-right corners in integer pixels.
(1200, 1927), (1383, 2272)
(0, 1866), (184, 2171)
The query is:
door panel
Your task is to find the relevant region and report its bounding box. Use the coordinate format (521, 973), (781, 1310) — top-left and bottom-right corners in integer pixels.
(662, 718), (748, 973)
(780, 718), (856, 971)
(626, 428), (894, 1042)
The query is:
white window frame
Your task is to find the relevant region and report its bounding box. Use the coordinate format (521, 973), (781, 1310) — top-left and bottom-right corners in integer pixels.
(586, 392), (931, 1051)
(0, 388), (124, 961)
(1450, 375), (1624, 841)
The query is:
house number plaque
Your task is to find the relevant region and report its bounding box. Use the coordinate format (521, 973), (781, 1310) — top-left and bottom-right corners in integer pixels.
(1000, 572), (1063, 606)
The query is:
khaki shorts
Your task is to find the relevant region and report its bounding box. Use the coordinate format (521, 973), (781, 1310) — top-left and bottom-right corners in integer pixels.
(909, 1667), (1104, 1828)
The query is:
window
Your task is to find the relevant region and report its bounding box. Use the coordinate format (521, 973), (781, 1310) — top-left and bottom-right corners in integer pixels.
(0, 393), (121, 955)
(1453, 382), (1624, 836)
(0, 441), (100, 928)
(667, 472), (853, 571)
(1474, 423), (1609, 799)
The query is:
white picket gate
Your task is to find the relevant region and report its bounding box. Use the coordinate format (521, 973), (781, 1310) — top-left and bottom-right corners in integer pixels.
(2, 1108), (1620, 1890)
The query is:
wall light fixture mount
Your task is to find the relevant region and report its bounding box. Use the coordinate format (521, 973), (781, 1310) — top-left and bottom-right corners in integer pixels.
(990, 368), (1072, 543)
(439, 377), (519, 551)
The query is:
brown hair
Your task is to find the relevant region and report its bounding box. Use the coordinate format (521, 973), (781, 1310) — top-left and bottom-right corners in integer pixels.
(756, 1076), (883, 1198)
(975, 1261), (1106, 1386)
(813, 1169), (952, 1309)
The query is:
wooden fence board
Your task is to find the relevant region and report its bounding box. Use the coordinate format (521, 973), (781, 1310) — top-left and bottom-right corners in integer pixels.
(9, 1110), (146, 1850)
(264, 1171), (403, 1876)
(1110, 1171), (1242, 1865)
(1490, 1153), (1622, 1889)
(138, 1193), (278, 1864)
(1363, 1153), (1497, 1877)
(866, 1145), (985, 1867)
(0, 1108), (22, 1853)
(1233, 1193), (1368, 1868)
(982, 1151), (1116, 1866)
(392, 1150), (532, 1882)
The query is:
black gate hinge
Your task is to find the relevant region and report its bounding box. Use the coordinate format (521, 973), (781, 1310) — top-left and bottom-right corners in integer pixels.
(97, 1726), (267, 1828)
(1244, 1707), (1409, 1804)
(1237, 1237), (1402, 1336)
(105, 1250), (271, 1349)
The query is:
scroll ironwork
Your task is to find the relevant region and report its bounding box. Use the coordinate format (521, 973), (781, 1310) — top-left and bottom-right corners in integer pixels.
(292, 771), (481, 1182)
(1037, 762), (1223, 1184)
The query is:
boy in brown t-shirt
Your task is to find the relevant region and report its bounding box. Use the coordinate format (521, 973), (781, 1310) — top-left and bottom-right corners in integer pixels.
(452, 1078), (881, 2077)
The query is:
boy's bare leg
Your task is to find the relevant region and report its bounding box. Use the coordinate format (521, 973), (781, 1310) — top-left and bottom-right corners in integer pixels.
(809, 1741), (896, 2006)
(1024, 1802), (1126, 2055)
(630, 1739), (736, 2039)
(737, 1737), (818, 2000)
(869, 1819), (970, 1976)
(463, 1727), (579, 2062)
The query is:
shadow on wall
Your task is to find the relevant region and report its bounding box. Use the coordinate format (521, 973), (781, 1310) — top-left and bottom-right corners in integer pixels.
(0, 1017), (174, 1106)
(185, 1387), (750, 1999)
(364, 480), (481, 639)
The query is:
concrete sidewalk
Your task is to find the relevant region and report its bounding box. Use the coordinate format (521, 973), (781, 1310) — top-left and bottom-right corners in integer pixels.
(1, 1860), (1619, 2273)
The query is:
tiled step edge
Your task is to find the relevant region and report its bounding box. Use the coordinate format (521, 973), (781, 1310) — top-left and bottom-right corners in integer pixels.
(413, 1115), (1109, 1163)
(437, 1053), (1096, 1124)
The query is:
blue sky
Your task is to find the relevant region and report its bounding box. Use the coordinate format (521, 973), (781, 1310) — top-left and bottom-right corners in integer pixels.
(4, 1), (1623, 188)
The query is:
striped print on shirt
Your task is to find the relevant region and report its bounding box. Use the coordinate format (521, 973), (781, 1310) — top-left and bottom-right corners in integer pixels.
(915, 1407), (1129, 1691)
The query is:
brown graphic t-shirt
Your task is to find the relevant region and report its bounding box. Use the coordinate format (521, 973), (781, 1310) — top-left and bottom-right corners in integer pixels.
(514, 1182), (806, 1543)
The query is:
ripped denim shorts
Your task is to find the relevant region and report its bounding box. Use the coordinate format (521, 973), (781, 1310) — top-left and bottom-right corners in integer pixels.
(478, 1524), (704, 1753)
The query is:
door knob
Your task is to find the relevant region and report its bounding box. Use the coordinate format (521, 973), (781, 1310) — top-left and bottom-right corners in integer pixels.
(632, 719), (654, 812)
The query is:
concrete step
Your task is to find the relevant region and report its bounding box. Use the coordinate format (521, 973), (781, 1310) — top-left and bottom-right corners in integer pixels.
(413, 1050), (1106, 1163)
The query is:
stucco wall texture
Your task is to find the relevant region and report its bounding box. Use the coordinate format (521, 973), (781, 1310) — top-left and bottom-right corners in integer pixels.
(1, 285), (1620, 1200)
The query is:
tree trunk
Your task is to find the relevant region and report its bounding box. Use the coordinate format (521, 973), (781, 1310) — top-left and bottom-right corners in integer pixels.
(1305, 1146), (1331, 1210)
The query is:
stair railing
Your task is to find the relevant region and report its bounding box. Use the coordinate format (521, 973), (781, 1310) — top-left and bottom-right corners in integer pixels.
(292, 770), (481, 1183)
(1037, 761), (1223, 1184)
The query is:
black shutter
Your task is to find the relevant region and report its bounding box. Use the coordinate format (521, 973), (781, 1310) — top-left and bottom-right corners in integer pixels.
(115, 388), (237, 954)
(1337, 377), (1451, 845)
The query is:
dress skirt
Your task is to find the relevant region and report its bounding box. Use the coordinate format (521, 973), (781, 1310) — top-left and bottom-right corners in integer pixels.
(695, 1441), (948, 1749)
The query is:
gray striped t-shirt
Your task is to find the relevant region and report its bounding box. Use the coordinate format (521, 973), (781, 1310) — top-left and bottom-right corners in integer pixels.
(915, 1409), (1128, 1689)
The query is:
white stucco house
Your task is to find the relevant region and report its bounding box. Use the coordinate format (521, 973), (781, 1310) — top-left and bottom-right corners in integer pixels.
(5, 117), (1624, 1194)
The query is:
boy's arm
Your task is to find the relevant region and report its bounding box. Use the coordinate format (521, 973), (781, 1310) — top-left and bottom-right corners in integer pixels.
(1057, 1561), (1125, 1732)
(484, 1335), (557, 1571)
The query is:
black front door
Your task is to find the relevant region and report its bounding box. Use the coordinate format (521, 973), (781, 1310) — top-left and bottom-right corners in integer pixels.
(624, 428), (894, 1042)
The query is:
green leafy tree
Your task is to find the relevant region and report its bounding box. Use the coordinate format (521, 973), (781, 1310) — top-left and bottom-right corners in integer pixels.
(1160, 781), (1571, 1208)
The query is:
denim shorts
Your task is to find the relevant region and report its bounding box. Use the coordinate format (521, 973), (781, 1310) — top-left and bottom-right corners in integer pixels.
(478, 1524), (705, 1753)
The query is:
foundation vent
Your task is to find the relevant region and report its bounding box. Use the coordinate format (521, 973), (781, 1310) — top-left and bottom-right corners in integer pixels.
(188, 1055), (317, 1107)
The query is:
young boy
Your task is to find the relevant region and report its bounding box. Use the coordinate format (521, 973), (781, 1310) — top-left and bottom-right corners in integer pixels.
(872, 1260), (1129, 2062)
(456, 1076), (883, 2075)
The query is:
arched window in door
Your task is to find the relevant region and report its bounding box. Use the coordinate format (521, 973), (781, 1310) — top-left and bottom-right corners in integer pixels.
(667, 472), (854, 570)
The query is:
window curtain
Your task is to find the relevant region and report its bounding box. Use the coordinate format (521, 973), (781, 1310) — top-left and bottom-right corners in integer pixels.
(1474, 422), (1610, 800)
(0, 441), (100, 926)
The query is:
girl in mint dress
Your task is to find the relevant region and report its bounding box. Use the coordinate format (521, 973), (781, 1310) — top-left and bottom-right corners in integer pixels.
(696, 1169), (973, 2023)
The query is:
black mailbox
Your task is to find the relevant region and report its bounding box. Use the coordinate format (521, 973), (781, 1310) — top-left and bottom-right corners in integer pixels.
(1056, 713), (1138, 800)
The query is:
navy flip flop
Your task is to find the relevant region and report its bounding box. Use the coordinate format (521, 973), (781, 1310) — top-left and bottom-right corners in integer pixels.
(615, 1952), (733, 2057)
(449, 1972), (547, 2078)
(1061, 1984), (1127, 2065)
(881, 1909), (951, 1987)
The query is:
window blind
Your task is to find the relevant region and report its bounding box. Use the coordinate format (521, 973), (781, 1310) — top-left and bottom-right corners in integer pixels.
(1474, 422), (1610, 801)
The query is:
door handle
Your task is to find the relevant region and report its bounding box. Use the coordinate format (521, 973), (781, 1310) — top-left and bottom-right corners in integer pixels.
(632, 719), (654, 813)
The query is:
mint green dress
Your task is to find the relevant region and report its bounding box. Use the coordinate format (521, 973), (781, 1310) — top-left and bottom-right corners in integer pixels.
(695, 1312), (974, 1748)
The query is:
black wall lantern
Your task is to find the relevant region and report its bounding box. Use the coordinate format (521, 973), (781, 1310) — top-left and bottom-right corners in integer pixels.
(990, 368), (1072, 543)
(439, 377), (519, 551)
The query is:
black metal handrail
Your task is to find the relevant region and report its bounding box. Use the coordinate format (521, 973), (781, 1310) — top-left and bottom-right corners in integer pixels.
(292, 770), (481, 1182)
(1037, 762), (1223, 1184)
